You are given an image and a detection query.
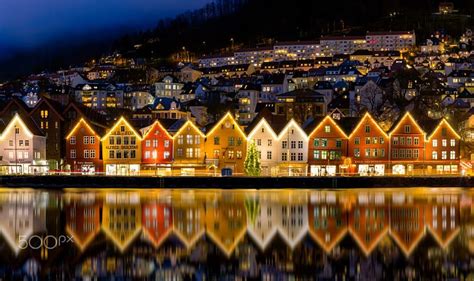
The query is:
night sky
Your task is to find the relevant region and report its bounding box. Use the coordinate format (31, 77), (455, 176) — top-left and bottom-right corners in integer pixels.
(0, 0), (208, 50)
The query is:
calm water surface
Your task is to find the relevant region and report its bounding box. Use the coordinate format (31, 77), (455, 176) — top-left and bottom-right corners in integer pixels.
(0, 187), (473, 280)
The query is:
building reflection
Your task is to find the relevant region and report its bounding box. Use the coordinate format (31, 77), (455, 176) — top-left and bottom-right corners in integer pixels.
(0, 188), (471, 279)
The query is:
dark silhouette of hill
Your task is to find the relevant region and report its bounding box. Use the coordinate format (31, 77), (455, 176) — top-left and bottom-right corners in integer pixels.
(1, 0), (473, 82)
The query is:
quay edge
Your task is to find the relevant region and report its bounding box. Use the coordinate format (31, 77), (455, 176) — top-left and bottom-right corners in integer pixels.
(0, 176), (473, 189)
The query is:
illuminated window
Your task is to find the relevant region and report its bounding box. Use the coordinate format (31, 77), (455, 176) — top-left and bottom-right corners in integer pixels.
(177, 135), (184, 145)
(145, 140), (150, 147)
(164, 151), (170, 159)
(442, 139), (447, 147)
(164, 140), (170, 147)
(432, 140), (438, 147)
(442, 151), (447, 159)
(228, 150), (234, 159)
(236, 151), (242, 159)
(324, 125), (331, 133)
(83, 136), (89, 145)
(321, 151), (327, 160)
(145, 151), (150, 159)
(450, 139), (456, 147)
(450, 151), (456, 159)
(432, 151), (437, 160)
(70, 149), (76, 159)
(70, 136), (76, 145)
(354, 148), (360, 158)
(354, 137), (360, 145)
(186, 148), (193, 158)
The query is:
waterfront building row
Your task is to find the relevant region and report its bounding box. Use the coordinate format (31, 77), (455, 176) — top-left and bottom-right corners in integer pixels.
(0, 109), (461, 176)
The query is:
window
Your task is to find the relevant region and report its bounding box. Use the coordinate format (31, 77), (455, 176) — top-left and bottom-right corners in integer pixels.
(177, 148), (183, 157)
(214, 137), (220, 145)
(298, 153), (303, 161)
(321, 151), (327, 160)
(116, 137), (121, 145)
(365, 149), (370, 157)
(432, 140), (438, 147)
(9, 140), (13, 146)
(186, 148), (193, 158)
(145, 151), (150, 159)
(400, 137), (405, 145)
(380, 137), (384, 144)
(365, 137), (370, 145)
(70, 136), (76, 145)
(365, 125), (370, 133)
(178, 135), (184, 145)
(131, 150), (136, 158)
(450, 151), (456, 159)
(281, 153), (288, 161)
(164, 151), (170, 159)
(152, 140), (158, 148)
(164, 140), (170, 147)
(404, 125), (411, 133)
(40, 110), (48, 118)
(298, 141), (303, 149)
(109, 137), (114, 145)
(267, 151), (272, 160)
(195, 148), (201, 158)
(432, 151), (438, 160)
(450, 139), (456, 147)
(313, 139), (320, 147)
(257, 139), (262, 146)
(90, 136), (95, 144)
(282, 141), (288, 149)
(228, 150), (234, 159)
(321, 139), (327, 147)
(392, 137), (398, 145)
(186, 135), (193, 145)
(354, 148), (360, 158)
(84, 150), (90, 158)
(152, 150), (157, 159)
(336, 139), (342, 148)
(236, 150), (242, 159)
(324, 125), (331, 133)
(25, 140), (29, 146)
(442, 151), (447, 160)
(83, 136), (89, 145)
(290, 153), (296, 161)
(414, 137), (419, 145)
(228, 137), (235, 146)
(442, 139), (447, 147)
(109, 150), (114, 158)
(406, 137), (412, 145)
(313, 150), (320, 159)
(268, 139), (272, 146)
(355, 137), (360, 145)
(291, 141), (296, 149)
(70, 149), (76, 159)
(145, 140), (151, 147)
(120, 126), (125, 132)
(194, 135), (200, 144)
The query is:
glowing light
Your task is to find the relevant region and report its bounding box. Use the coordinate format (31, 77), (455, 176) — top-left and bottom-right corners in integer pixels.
(388, 112), (426, 137)
(206, 112), (247, 139)
(0, 113), (34, 140)
(173, 120), (205, 139)
(142, 120), (173, 140)
(348, 112), (389, 139)
(66, 118), (100, 140)
(100, 116), (143, 142)
(308, 115), (349, 139)
(246, 118), (278, 141)
(427, 119), (461, 141)
(277, 119), (309, 141)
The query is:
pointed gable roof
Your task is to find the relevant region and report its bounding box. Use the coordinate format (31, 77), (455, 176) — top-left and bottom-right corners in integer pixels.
(100, 116), (143, 141)
(348, 112), (388, 139)
(388, 112), (426, 136)
(206, 112), (246, 138)
(29, 97), (65, 121)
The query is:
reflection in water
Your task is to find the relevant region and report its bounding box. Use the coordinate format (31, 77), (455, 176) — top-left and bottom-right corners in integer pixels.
(0, 188), (472, 279)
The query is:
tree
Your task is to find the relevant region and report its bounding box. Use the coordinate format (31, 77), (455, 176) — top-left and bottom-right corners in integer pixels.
(244, 141), (261, 176)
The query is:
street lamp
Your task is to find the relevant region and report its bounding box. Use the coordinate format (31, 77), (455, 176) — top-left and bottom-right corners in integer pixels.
(14, 125), (18, 174)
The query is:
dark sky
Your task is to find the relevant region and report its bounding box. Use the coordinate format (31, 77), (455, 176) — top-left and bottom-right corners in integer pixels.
(0, 0), (208, 49)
